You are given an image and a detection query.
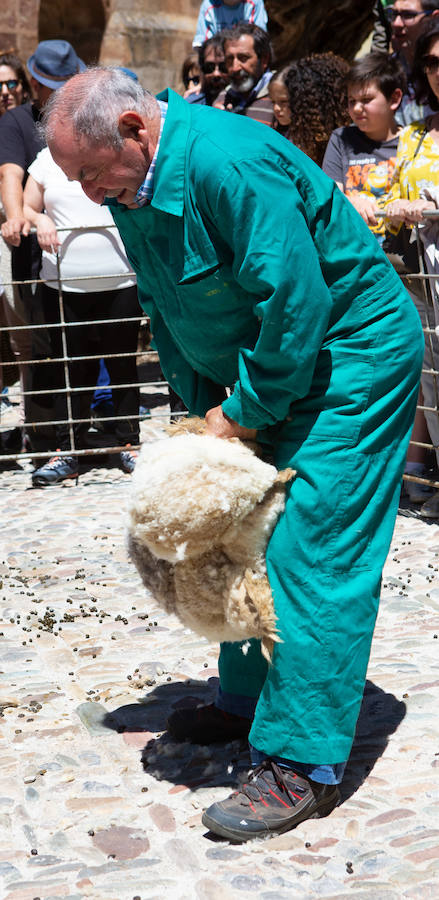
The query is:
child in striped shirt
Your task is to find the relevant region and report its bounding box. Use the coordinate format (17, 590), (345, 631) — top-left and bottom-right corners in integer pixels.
(193, 0), (267, 48)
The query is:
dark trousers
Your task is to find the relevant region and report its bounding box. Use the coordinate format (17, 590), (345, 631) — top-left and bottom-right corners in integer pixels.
(41, 283), (140, 451)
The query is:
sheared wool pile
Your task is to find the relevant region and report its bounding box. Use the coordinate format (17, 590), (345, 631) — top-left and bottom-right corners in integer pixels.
(127, 419), (294, 660)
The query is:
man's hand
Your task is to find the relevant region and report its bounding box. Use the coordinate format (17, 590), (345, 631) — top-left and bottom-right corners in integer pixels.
(1, 216), (30, 247)
(34, 213), (60, 253)
(347, 193), (380, 227)
(205, 405), (257, 440)
(385, 198), (436, 225)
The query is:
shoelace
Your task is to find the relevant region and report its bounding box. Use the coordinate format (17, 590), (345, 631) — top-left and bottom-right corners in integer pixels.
(46, 455), (63, 467)
(123, 445), (138, 458)
(238, 760), (306, 806)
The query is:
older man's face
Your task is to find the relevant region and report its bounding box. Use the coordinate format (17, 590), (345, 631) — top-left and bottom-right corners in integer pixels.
(50, 123), (151, 207)
(224, 35), (266, 93)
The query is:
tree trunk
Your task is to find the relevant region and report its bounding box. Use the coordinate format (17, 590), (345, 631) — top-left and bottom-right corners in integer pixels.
(266, 0), (376, 66)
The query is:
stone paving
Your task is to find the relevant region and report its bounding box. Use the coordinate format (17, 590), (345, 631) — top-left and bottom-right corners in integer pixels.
(1, 427), (439, 900)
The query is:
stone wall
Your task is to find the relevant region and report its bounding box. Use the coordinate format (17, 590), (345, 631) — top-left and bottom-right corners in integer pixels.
(2, 0), (375, 94)
(1, 0), (200, 94)
(267, 0), (376, 67)
(100, 0), (200, 93)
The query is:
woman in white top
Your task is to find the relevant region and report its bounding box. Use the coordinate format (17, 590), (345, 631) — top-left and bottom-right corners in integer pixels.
(23, 146), (141, 485)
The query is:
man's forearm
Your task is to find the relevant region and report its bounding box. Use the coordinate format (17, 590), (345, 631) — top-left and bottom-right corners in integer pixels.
(0, 167), (25, 219)
(0, 165), (31, 245)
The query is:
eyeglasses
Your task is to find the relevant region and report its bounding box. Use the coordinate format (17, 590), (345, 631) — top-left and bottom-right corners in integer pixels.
(0, 79), (19, 90)
(423, 53), (439, 72)
(202, 61), (227, 75)
(188, 75), (200, 85)
(385, 6), (434, 21)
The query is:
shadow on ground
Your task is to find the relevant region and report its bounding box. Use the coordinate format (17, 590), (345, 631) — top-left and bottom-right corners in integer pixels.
(104, 676), (251, 791)
(103, 678), (405, 801)
(340, 679), (406, 802)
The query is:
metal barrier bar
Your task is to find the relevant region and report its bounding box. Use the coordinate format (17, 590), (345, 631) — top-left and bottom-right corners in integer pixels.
(0, 222), (182, 472)
(1, 216), (439, 499)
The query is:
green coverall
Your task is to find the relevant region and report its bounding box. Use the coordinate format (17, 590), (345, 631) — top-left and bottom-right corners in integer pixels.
(109, 89), (424, 767)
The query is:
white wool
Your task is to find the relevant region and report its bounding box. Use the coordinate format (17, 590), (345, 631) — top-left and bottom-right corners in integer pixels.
(128, 433), (280, 564)
(126, 425), (295, 656)
(175, 541), (188, 561)
(131, 434), (277, 502)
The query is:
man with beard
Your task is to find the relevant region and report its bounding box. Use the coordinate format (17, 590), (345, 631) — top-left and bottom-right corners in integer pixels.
(214, 23), (274, 124)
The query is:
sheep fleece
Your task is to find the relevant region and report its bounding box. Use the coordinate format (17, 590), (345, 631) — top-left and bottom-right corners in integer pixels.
(127, 430), (294, 659)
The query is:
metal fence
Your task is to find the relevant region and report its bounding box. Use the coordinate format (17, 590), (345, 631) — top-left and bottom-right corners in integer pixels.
(394, 216), (439, 497)
(0, 223), (184, 469)
(1, 220), (439, 497)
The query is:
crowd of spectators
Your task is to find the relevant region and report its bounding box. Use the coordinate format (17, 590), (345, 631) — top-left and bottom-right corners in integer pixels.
(2, 0), (439, 505)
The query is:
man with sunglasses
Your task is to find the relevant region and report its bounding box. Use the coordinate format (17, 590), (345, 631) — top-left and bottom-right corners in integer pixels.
(387, 0), (439, 121)
(186, 36), (229, 107)
(0, 40), (86, 452)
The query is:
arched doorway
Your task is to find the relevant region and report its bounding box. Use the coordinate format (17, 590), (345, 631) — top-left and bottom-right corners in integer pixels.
(38, 0), (106, 65)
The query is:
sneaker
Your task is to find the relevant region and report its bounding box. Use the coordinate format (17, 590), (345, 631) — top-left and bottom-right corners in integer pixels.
(167, 702), (251, 744)
(120, 444), (139, 474)
(405, 481), (433, 503)
(402, 471), (433, 504)
(202, 759), (340, 842)
(32, 453), (78, 487)
(420, 490), (439, 518)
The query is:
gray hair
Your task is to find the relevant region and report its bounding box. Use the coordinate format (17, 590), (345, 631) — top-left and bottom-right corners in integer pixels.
(42, 66), (158, 150)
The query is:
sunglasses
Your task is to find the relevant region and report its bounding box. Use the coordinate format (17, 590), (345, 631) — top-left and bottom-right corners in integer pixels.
(423, 53), (439, 72)
(188, 75), (200, 85)
(0, 79), (19, 90)
(385, 6), (434, 21)
(202, 61), (227, 75)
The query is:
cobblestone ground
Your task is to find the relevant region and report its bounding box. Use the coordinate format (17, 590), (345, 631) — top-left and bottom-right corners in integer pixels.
(1, 422), (439, 900)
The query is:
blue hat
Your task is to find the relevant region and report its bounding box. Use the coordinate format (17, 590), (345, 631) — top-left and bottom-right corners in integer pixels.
(27, 40), (86, 90)
(117, 67), (139, 82)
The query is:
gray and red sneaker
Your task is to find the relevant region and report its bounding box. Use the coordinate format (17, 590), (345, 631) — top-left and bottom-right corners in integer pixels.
(202, 759), (340, 841)
(32, 453), (78, 487)
(120, 444), (139, 474)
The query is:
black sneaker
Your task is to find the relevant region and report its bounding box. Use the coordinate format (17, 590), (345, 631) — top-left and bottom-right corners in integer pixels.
(32, 453), (78, 487)
(202, 759), (340, 842)
(167, 703), (251, 744)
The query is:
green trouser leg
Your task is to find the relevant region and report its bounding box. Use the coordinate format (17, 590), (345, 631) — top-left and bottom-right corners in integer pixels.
(218, 436), (413, 763)
(217, 638), (268, 714)
(217, 291), (423, 764)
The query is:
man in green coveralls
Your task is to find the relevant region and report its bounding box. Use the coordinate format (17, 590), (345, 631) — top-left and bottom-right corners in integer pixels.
(43, 68), (423, 842)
